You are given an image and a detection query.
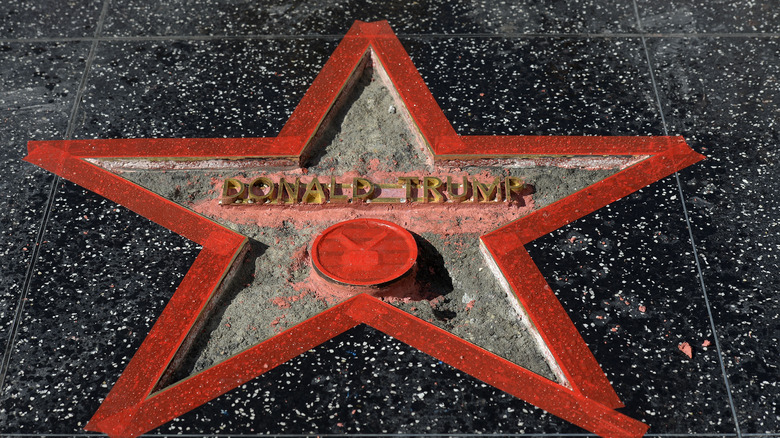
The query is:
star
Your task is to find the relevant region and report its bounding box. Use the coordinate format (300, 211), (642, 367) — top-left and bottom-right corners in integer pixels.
(24, 20), (702, 438)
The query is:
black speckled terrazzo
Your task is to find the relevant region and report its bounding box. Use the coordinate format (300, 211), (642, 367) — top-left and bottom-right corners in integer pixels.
(0, 181), (200, 433)
(1, 1), (778, 437)
(648, 37), (780, 434)
(0, 1), (105, 39)
(0, 41), (90, 370)
(76, 38), (338, 139)
(401, 37), (663, 136)
(527, 178), (735, 433)
(101, 0), (639, 36)
(635, 0), (780, 33)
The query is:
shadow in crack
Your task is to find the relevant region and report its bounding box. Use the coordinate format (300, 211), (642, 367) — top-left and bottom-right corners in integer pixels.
(153, 238), (268, 389)
(411, 231), (454, 301)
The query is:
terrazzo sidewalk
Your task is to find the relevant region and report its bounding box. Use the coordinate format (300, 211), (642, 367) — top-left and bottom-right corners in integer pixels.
(1, 1), (778, 437)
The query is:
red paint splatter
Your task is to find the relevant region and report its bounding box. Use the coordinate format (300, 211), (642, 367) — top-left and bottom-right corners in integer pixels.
(678, 342), (693, 358)
(465, 300), (475, 310)
(270, 297), (291, 308)
(288, 244), (309, 274)
(194, 197), (533, 236)
(702, 339), (711, 347)
(428, 295), (445, 307)
(270, 289), (312, 308)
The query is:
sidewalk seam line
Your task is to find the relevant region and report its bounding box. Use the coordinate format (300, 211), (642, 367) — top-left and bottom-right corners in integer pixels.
(632, 1), (743, 436)
(0, 0), (111, 392)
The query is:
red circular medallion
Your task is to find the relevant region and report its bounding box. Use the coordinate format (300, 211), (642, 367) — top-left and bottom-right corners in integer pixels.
(311, 218), (418, 287)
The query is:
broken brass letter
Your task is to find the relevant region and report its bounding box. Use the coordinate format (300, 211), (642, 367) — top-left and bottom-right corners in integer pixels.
(248, 177), (276, 203)
(329, 176), (349, 203)
(473, 177), (501, 202)
(278, 177), (300, 204)
(504, 176), (524, 203)
(446, 176), (470, 203)
(221, 178), (246, 205)
(303, 177), (326, 204)
(352, 177), (375, 201)
(422, 176), (444, 203)
(397, 177), (419, 202)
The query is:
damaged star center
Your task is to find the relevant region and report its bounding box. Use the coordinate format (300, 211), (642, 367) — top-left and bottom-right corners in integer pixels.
(101, 58), (619, 388)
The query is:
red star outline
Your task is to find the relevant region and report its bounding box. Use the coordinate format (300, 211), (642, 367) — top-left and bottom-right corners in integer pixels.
(25, 20), (703, 438)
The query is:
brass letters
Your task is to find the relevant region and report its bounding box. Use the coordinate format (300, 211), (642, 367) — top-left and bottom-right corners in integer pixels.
(220, 174), (525, 206)
(422, 177), (444, 203)
(248, 177), (275, 203)
(473, 177), (501, 202)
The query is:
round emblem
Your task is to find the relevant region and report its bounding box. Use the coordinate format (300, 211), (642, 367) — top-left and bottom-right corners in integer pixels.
(311, 218), (418, 287)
